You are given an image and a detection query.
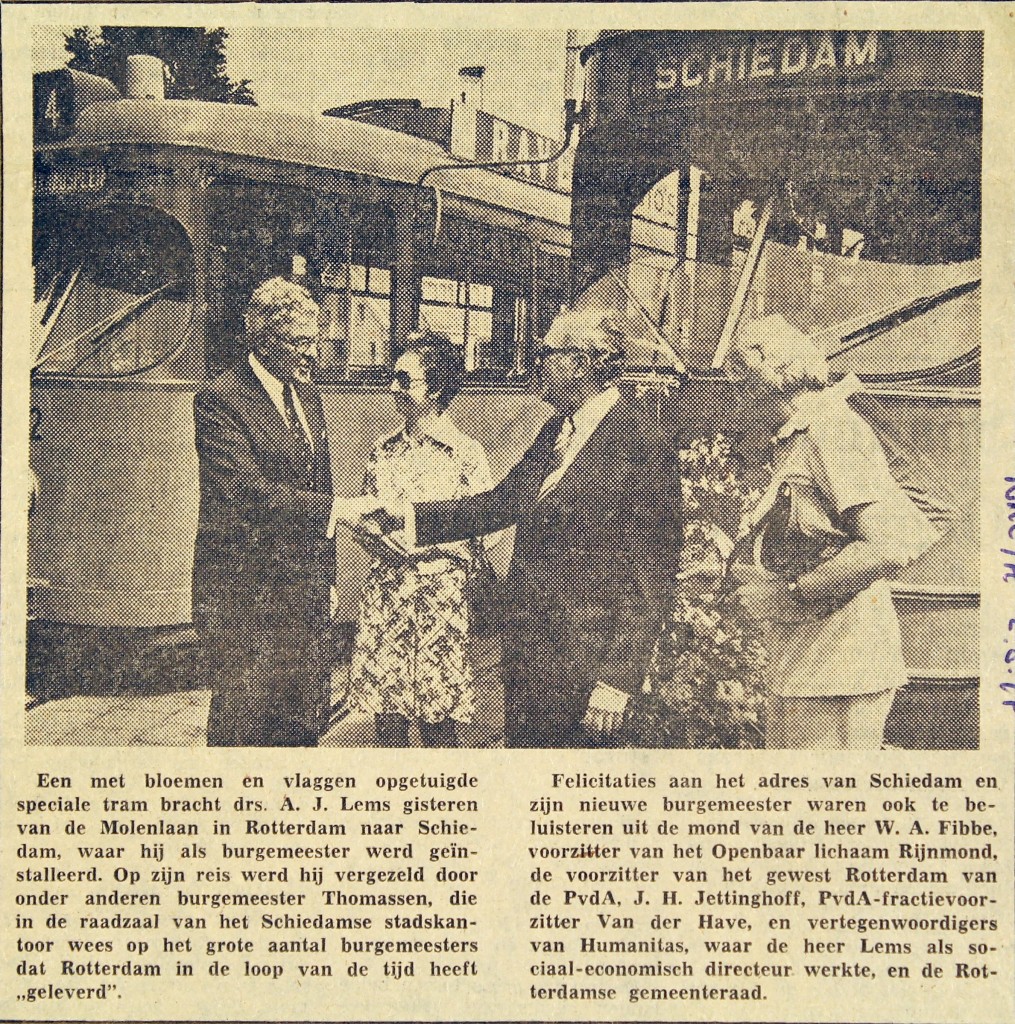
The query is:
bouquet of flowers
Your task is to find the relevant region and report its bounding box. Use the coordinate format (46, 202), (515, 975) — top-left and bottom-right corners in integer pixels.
(623, 434), (770, 748)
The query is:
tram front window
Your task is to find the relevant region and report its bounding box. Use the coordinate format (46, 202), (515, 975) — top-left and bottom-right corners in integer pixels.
(573, 30), (981, 371)
(582, 165), (981, 374)
(33, 206), (195, 376)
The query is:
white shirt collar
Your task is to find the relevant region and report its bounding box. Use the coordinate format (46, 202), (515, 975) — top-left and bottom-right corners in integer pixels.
(382, 413), (464, 453)
(774, 374), (861, 443)
(249, 352), (284, 412)
(569, 384), (621, 434)
(248, 352), (312, 442)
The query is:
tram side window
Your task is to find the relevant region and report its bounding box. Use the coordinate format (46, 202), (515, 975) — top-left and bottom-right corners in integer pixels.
(207, 183), (396, 381)
(419, 277), (495, 373)
(33, 205), (195, 376)
(421, 214), (532, 380)
(320, 262), (392, 379)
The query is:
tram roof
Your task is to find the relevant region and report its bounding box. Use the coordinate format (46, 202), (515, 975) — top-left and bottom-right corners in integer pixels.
(577, 29), (981, 184)
(40, 98), (571, 228)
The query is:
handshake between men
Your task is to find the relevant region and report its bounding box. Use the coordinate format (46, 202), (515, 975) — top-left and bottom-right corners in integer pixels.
(332, 498), (413, 566)
(192, 281), (681, 749)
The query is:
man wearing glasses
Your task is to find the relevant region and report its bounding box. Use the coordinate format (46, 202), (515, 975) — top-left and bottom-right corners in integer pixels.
(390, 307), (682, 747)
(192, 276), (374, 746)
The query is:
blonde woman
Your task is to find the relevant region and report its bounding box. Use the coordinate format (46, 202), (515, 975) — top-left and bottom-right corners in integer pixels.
(726, 314), (937, 749)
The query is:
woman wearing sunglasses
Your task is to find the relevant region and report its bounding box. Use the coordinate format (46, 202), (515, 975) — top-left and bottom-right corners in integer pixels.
(349, 331), (494, 746)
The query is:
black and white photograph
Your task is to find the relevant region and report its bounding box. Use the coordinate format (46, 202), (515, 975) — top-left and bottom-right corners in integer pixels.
(3, 6), (1014, 1024)
(22, 23), (983, 750)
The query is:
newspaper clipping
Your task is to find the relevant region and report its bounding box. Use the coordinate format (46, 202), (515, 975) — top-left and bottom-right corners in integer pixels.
(2, 2), (1013, 1022)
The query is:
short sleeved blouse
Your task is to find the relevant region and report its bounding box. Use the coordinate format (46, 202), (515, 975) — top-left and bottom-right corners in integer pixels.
(746, 390), (937, 698)
(363, 416), (494, 564)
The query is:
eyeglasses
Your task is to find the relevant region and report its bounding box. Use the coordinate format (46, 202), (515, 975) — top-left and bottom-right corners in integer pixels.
(390, 369), (428, 391)
(257, 330), (319, 355)
(278, 337), (319, 355)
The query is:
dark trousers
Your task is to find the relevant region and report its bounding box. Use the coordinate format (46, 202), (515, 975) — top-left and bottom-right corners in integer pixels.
(375, 714), (459, 748)
(203, 628), (328, 747)
(499, 590), (629, 748)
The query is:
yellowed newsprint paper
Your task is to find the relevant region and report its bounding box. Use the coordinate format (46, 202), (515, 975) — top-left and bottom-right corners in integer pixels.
(2, 2), (1013, 1022)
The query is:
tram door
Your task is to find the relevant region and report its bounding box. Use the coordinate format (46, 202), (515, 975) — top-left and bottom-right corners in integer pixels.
(206, 183), (396, 382)
(317, 201), (395, 378)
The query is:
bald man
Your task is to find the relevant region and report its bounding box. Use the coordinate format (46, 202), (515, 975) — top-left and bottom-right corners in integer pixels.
(192, 277), (372, 746)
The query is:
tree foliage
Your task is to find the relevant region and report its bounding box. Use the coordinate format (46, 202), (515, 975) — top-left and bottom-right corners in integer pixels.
(64, 27), (255, 105)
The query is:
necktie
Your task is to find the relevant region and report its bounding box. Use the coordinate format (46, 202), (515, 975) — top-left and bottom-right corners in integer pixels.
(538, 414), (576, 498)
(283, 383), (313, 449)
(284, 383), (320, 486)
(557, 414), (576, 447)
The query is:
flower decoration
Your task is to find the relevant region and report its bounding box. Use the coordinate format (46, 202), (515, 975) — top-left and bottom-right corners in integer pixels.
(623, 433), (771, 748)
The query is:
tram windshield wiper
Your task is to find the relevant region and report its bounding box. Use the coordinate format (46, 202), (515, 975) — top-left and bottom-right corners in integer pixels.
(34, 279), (185, 373)
(602, 267), (687, 371)
(32, 267), (81, 366)
(824, 278), (981, 359)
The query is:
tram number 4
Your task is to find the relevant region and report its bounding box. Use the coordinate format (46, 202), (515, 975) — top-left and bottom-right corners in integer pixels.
(43, 89), (62, 131)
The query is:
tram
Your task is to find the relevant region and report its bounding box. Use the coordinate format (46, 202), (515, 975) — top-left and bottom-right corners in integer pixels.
(29, 58), (612, 697)
(569, 30), (982, 747)
(30, 33), (983, 748)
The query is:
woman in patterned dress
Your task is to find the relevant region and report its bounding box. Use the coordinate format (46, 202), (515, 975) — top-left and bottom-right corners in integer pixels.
(350, 333), (494, 746)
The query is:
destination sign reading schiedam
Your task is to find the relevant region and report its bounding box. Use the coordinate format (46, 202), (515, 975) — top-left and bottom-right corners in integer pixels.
(629, 31), (887, 104)
(620, 30), (982, 108)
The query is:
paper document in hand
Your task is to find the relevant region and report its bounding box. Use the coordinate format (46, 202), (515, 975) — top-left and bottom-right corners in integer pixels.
(351, 521), (412, 564)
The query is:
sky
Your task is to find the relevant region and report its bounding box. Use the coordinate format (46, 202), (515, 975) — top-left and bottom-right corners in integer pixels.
(32, 25), (583, 140)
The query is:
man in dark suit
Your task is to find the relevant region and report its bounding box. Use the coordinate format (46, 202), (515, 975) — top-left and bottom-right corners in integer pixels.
(398, 308), (682, 747)
(192, 277), (371, 746)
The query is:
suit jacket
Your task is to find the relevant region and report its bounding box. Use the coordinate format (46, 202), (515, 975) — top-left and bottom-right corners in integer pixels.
(414, 393), (682, 694)
(192, 358), (334, 638)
